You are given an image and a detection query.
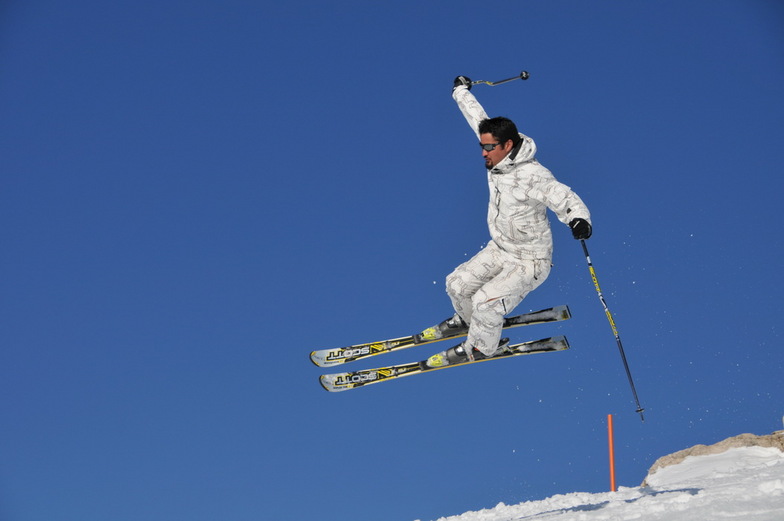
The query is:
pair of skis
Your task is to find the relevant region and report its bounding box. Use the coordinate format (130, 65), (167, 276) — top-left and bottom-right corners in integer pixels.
(311, 305), (572, 392)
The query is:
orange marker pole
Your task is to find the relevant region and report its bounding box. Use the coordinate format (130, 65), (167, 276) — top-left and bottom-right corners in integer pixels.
(608, 414), (617, 492)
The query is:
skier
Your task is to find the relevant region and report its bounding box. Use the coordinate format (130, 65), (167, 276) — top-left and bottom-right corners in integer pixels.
(425, 76), (593, 368)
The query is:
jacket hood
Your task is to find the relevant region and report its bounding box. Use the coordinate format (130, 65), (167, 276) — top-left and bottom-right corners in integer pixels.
(490, 133), (537, 175)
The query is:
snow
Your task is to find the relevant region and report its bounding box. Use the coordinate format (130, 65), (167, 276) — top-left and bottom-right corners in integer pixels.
(423, 445), (784, 521)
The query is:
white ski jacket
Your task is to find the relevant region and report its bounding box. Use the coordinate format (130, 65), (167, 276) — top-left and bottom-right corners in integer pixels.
(453, 86), (591, 261)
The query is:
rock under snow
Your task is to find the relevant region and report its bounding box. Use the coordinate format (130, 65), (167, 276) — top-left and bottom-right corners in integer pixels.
(642, 430), (784, 486)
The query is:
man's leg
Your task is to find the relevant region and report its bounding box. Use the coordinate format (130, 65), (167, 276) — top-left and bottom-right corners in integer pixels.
(466, 258), (551, 356)
(445, 244), (502, 324)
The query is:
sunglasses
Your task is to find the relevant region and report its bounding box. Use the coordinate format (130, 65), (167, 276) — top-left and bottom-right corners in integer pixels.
(479, 142), (503, 151)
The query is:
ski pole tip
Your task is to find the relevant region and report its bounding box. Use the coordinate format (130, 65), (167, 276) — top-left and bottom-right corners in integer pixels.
(520, 71), (530, 80)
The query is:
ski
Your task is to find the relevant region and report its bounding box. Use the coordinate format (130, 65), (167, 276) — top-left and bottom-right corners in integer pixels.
(310, 305), (570, 367)
(320, 336), (570, 392)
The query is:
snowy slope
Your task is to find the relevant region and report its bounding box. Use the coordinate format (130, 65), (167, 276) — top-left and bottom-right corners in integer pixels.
(427, 445), (784, 521)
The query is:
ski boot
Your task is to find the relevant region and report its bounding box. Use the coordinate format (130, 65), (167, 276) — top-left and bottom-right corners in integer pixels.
(417, 314), (469, 342)
(424, 338), (511, 368)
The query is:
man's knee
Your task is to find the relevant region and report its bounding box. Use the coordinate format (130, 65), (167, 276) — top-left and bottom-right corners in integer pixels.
(445, 270), (467, 301)
(471, 294), (507, 324)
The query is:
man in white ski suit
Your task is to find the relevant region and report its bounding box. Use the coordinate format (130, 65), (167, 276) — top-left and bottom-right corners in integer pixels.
(427, 76), (592, 366)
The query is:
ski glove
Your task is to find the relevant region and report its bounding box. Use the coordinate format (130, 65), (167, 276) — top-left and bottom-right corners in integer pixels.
(569, 218), (592, 240)
(453, 76), (472, 91)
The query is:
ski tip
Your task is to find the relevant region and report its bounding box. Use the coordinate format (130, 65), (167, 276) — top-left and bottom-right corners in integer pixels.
(557, 305), (572, 320)
(310, 350), (343, 368)
(319, 374), (349, 393)
(310, 351), (330, 367)
(319, 374), (336, 392)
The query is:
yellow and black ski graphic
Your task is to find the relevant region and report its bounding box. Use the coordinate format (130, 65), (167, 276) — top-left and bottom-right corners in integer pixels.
(319, 336), (569, 392)
(310, 305), (570, 368)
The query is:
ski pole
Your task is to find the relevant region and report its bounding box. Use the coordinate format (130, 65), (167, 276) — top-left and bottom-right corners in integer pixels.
(580, 239), (645, 422)
(472, 70), (530, 87)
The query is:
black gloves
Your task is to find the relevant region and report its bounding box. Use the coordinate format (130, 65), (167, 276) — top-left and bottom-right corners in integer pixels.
(453, 76), (472, 91)
(569, 218), (592, 240)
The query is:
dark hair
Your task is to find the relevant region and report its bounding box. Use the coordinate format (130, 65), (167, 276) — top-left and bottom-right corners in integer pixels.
(478, 117), (521, 147)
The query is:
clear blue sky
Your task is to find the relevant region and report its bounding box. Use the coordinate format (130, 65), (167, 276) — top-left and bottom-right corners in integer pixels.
(2, 1), (782, 520)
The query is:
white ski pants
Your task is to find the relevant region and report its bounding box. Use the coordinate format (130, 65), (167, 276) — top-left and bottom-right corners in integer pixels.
(446, 241), (551, 356)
